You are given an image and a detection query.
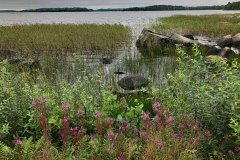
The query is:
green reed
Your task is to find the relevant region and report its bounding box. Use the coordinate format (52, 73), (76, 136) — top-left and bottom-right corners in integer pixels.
(0, 24), (131, 56)
(151, 14), (240, 38)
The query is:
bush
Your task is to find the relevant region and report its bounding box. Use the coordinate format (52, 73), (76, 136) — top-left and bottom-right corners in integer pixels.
(158, 44), (240, 158)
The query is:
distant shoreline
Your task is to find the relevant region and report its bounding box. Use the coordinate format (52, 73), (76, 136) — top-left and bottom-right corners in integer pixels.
(0, 2), (239, 13)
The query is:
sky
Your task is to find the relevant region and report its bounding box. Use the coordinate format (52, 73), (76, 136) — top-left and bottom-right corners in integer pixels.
(0, 0), (238, 10)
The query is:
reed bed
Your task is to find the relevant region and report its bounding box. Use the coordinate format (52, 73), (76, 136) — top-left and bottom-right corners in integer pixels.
(151, 14), (240, 38)
(0, 24), (131, 56)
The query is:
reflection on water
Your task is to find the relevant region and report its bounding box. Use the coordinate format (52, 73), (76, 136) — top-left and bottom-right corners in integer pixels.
(1, 10), (240, 90)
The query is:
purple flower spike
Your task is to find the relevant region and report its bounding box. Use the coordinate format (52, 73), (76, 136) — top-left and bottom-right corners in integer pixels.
(166, 116), (174, 126)
(70, 127), (78, 135)
(228, 150), (234, 158)
(32, 99), (37, 106)
(142, 112), (150, 121)
(156, 139), (164, 149)
(61, 102), (70, 111)
(63, 116), (68, 123)
(38, 97), (47, 104)
(77, 108), (85, 117)
(96, 111), (103, 117)
(106, 118), (115, 125)
(204, 130), (212, 138)
(107, 132), (117, 141)
(152, 101), (161, 112)
(117, 153), (126, 160)
(15, 139), (22, 145)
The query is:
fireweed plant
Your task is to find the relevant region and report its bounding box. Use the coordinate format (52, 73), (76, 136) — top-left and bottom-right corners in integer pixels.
(0, 98), (211, 160)
(1, 45), (240, 159)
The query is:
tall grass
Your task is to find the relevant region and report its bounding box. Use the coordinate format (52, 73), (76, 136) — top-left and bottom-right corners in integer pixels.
(0, 24), (131, 56)
(151, 14), (240, 38)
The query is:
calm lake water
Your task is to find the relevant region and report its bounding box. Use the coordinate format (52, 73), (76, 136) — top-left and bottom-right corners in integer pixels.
(1, 10), (240, 91)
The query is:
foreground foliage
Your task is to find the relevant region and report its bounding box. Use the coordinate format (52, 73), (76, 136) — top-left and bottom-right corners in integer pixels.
(1, 45), (240, 159)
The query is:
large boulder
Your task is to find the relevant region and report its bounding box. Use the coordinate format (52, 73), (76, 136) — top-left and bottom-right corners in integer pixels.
(117, 76), (148, 90)
(206, 45), (222, 56)
(217, 35), (233, 48)
(136, 29), (175, 49)
(206, 46), (239, 59)
(232, 33), (240, 47)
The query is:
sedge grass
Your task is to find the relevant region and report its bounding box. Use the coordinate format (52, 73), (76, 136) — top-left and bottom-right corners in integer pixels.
(0, 24), (131, 56)
(151, 14), (240, 38)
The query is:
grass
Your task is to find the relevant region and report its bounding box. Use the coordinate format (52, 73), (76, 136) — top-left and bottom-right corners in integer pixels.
(151, 14), (240, 38)
(0, 24), (131, 57)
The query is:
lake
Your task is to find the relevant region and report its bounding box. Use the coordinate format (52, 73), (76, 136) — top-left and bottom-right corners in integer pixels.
(1, 10), (240, 91)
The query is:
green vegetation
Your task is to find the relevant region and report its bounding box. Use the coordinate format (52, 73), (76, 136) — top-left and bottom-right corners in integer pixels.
(225, 1), (240, 10)
(0, 24), (131, 56)
(122, 5), (223, 11)
(22, 7), (93, 12)
(151, 14), (240, 38)
(1, 44), (240, 159)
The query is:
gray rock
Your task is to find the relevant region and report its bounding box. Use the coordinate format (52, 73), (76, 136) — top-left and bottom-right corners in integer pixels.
(206, 46), (238, 59)
(183, 34), (194, 40)
(8, 58), (41, 69)
(206, 45), (222, 56)
(101, 58), (112, 64)
(232, 33), (240, 46)
(217, 35), (233, 48)
(169, 33), (194, 45)
(136, 29), (174, 49)
(117, 76), (148, 90)
(0, 49), (18, 60)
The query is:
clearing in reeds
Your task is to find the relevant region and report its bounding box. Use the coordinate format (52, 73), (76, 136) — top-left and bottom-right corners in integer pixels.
(0, 24), (131, 56)
(151, 14), (240, 38)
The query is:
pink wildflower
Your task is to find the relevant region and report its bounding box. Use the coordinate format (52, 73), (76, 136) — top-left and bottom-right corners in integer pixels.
(77, 108), (85, 117)
(191, 137), (199, 146)
(156, 139), (164, 149)
(107, 132), (117, 141)
(204, 130), (212, 138)
(106, 118), (115, 125)
(96, 111), (103, 117)
(166, 116), (174, 126)
(228, 150), (234, 158)
(119, 122), (128, 132)
(61, 102), (70, 111)
(142, 112), (150, 121)
(118, 153), (126, 160)
(152, 101), (161, 112)
(15, 139), (22, 145)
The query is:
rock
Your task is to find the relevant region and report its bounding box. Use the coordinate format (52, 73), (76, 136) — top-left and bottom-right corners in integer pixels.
(117, 76), (148, 90)
(8, 58), (41, 69)
(232, 33), (240, 46)
(206, 45), (222, 56)
(101, 58), (112, 64)
(136, 29), (174, 49)
(183, 34), (194, 40)
(217, 35), (233, 48)
(114, 71), (125, 75)
(169, 33), (194, 45)
(0, 49), (18, 60)
(206, 46), (238, 59)
(136, 29), (214, 55)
